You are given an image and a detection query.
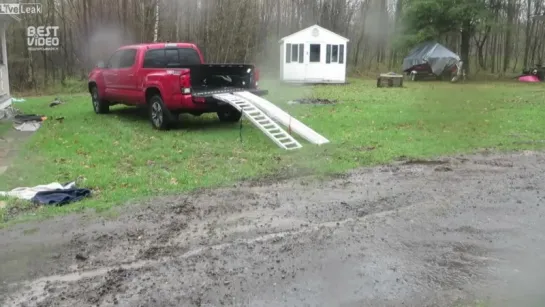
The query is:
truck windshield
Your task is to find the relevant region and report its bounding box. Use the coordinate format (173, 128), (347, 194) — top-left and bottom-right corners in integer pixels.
(143, 48), (201, 68)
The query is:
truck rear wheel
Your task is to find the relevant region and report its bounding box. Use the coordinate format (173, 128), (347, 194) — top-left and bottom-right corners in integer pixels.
(217, 107), (242, 122)
(148, 95), (172, 130)
(90, 86), (109, 114)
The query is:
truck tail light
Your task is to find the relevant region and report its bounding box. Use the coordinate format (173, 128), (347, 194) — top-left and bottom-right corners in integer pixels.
(254, 68), (260, 87)
(179, 69), (191, 94)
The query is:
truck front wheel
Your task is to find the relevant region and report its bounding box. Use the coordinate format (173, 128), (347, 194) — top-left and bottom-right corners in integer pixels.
(217, 107), (242, 122)
(90, 86), (109, 114)
(148, 95), (172, 130)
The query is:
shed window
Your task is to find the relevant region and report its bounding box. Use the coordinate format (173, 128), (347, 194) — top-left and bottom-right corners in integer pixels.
(332, 45), (338, 62)
(326, 44), (344, 64)
(286, 43), (305, 64)
(291, 44), (299, 62)
(310, 44), (320, 62)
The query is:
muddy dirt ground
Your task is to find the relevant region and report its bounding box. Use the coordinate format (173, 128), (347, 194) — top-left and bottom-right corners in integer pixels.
(1, 151), (545, 307)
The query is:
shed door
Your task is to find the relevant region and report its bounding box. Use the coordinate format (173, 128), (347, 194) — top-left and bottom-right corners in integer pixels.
(305, 43), (324, 81)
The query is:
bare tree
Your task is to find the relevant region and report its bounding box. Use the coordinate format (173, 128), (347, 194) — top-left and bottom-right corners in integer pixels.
(153, 0), (159, 42)
(5, 0), (545, 93)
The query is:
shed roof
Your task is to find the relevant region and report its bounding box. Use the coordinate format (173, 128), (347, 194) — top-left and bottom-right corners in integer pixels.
(278, 24), (349, 43)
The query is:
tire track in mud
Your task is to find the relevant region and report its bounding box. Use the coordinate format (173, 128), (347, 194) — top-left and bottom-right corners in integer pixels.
(4, 196), (444, 306)
(2, 151), (545, 306)
(10, 200), (430, 290)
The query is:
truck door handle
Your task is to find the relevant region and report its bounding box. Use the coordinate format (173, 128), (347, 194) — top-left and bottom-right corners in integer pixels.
(127, 74), (134, 77)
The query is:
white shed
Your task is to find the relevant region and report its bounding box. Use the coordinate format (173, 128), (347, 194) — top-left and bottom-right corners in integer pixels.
(279, 25), (349, 84)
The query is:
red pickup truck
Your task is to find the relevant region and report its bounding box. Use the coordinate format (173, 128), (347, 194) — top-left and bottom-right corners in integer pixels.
(88, 42), (267, 130)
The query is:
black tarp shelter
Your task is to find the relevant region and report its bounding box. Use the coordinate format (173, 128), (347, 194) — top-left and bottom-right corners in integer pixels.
(402, 42), (460, 76)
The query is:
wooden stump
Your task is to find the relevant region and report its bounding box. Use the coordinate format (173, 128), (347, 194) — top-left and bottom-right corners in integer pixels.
(377, 73), (404, 88)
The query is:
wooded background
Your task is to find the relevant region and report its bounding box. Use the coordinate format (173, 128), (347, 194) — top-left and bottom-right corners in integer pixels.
(5, 0), (545, 92)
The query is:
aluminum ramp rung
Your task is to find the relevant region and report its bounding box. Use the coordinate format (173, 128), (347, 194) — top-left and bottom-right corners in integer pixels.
(212, 93), (303, 150)
(233, 91), (330, 146)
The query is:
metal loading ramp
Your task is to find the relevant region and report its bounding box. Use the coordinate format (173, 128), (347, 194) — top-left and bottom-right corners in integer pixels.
(213, 93), (302, 150)
(213, 91), (329, 150)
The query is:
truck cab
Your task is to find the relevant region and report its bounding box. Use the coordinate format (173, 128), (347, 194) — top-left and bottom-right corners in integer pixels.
(88, 42), (267, 130)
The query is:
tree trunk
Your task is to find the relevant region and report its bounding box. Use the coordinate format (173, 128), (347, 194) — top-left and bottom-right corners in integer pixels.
(153, 0), (160, 42)
(389, 0), (404, 68)
(503, 0), (515, 73)
(523, 0), (532, 67)
(82, 0), (88, 75)
(477, 25), (491, 69)
(61, 0), (67, 84)
(460, 20), (471, 75)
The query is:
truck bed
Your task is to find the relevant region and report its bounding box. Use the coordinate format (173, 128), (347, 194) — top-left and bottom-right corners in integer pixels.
(187, 64), (264, 97)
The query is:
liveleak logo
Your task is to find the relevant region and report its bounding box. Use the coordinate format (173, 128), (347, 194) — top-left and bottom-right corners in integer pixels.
(0, 3), (42, 14)
(27, 26), (60, 51)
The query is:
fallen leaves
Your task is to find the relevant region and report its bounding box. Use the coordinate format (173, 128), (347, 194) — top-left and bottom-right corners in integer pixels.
(76, 149), (89, 156)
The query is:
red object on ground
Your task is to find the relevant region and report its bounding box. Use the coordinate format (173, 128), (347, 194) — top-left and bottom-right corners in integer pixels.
(518, 75), (540, 82)
(88, 42), (267, 129)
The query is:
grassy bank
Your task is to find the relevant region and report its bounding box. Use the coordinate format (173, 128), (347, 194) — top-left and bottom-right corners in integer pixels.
(1, 78), (545, 224)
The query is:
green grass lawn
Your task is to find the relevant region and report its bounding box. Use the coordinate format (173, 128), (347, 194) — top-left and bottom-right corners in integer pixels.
(1, 78), (545, 224)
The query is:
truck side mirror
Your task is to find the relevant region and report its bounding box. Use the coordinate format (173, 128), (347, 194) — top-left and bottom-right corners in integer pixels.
(96, 61), (105, 68)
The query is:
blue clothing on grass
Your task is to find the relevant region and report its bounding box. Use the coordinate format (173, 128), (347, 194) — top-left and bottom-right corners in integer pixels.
(31, 188), (91, 206)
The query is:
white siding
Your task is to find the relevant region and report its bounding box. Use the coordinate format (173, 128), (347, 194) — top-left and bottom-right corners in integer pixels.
(0, 15), (17, 110)
(279, 42), (284, 80)
(0, 23), (8, 96)
(279, 25), (349, 84)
